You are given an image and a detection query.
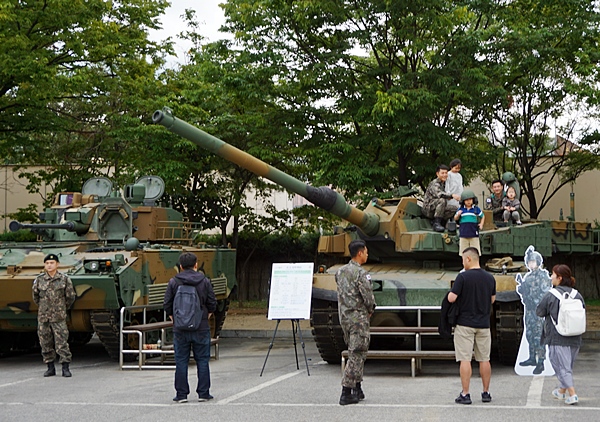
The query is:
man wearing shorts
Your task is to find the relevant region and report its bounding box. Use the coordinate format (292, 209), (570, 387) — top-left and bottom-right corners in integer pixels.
(448, 247), (496, 404)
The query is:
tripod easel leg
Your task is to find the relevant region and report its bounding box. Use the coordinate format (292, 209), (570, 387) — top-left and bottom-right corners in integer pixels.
(295, 319), (310, 376)
(260, 319), (281, 376)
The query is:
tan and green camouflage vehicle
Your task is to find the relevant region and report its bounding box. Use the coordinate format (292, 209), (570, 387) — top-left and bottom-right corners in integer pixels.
(153, 107), (600, 365)
(0, 175), (236, 359)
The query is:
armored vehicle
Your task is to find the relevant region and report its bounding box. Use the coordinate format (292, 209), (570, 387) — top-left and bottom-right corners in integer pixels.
(153, 107), (600, 365)
(0, 175), (236, 359)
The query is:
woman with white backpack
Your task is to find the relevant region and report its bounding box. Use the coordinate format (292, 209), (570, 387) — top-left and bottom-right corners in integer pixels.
(536, 264), (585, 405)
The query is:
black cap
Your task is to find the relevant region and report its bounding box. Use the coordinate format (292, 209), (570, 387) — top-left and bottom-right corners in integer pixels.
(44, 253), (60, 263)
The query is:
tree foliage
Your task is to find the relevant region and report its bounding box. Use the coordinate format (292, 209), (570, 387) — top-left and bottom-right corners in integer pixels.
(0, 0), (172, 198)
(222, 0), (505, 197)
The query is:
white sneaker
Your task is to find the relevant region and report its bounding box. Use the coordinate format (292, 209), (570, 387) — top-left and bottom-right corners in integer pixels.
(565, 395), (579, 405)
(552, 389), (566, 400)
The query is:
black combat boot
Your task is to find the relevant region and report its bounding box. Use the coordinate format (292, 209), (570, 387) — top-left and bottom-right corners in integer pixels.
(533, 359), (544, 375)
(44, 362), (56, 377)
(339, 387), (358, 406)
(62, 362), (72, 377)
(519, 357), (537, 367)
(353, 382), (365, 401)
(433, 218), (445, 233)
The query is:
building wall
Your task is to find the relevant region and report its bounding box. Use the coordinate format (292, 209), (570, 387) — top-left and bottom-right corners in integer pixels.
(0, 166), (49, 233)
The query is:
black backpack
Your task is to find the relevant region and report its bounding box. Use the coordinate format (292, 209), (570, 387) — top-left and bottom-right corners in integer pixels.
(173, 282), (203, 331)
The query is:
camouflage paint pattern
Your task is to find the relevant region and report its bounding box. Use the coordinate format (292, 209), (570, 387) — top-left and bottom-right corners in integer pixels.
(1, 176), (237, 356)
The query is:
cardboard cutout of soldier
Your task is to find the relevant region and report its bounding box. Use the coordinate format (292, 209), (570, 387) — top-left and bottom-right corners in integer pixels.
(514, 245), (554, 376)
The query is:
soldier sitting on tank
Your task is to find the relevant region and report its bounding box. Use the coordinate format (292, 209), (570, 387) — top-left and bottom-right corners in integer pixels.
(502, 171), (521, 200)
(422, 164), (460, 232)
(485, 179), (505, 223)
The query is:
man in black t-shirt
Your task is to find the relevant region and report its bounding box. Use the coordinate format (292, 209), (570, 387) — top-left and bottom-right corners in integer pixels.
(448, 248), (496, 405)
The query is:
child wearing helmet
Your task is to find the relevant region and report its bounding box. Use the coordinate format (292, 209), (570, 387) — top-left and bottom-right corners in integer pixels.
(454, 190), (485, 256)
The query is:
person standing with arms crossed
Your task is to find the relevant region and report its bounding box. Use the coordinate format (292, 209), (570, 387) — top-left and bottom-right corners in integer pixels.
(32, 253), (76, 377)
(448, 247), (496, 404)
(336, 239), (376, 405)
(163, 252), (217, 403)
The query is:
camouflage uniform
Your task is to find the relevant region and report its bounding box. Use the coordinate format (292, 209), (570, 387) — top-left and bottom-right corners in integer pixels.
(517, 268), (552, 367)
(32, 271), (76, 364)
(336, 260), (376, 388)
(422, 178), (457, 220)
(485, 193), (505, 222)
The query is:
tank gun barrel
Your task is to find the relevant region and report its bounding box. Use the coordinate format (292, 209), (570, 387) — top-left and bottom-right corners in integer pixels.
(153, 108), (380, 236)
(9, 221), (90, 236)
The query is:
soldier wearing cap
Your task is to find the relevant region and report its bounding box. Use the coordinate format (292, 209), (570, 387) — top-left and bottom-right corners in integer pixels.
(32, 253), (76, 377)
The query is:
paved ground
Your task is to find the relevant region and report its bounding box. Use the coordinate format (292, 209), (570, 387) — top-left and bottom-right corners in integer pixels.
(1, 332), (599, 422)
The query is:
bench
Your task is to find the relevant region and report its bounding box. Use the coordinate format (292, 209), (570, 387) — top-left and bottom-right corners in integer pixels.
(341, 349), (456, 378)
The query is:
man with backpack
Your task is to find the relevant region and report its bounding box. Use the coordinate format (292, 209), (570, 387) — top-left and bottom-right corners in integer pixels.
(163, 252), (217, 403)
(536, 264), (585, 405)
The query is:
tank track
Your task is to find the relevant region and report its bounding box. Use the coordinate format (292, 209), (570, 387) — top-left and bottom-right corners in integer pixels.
(213, 298), (230, 338)
(310, 298), (346, 364)
(494, 301), (524, 365)
(90, 310), (129, 360)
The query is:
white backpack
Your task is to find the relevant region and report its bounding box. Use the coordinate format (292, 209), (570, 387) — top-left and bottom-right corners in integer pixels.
(549, 288), (586, 336)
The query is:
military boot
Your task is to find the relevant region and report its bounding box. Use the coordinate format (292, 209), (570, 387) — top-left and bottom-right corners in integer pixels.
(339, 387), (358, 406)
(533, 359), (545, 375)
(353, 382), (365, 401)
(43, 362), (56, 377)
(519, 357), (537, 367)
(62, 362), (72, 377)
(433, 218), (445, 233)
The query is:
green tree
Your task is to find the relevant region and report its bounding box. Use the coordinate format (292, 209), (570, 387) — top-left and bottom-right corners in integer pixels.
(222, 0), (503, 196)
(0, 0), (173, 198)
(145, 16), (310, 246)
(487, 0), (600, 218)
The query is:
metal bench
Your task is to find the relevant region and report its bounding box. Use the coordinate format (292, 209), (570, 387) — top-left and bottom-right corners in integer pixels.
(119, 305), (220, 370)
(341, 349), (456, 377)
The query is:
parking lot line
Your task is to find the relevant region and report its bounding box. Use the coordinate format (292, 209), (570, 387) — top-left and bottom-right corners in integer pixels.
(216, 370), (302, 405)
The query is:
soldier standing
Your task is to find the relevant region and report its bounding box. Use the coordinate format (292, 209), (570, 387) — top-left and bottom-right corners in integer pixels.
(336, 239), (376, 405)
(32, 254), (76, 377)
(517, 246), (552, 374)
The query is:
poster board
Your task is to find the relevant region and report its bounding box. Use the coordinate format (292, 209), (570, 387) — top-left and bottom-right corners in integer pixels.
(267, 262), (314, 320)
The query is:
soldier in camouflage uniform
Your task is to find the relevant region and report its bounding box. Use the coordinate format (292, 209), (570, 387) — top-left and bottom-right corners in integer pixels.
(422, 164), (459, 232)
(485, 179), (505, 223)
(336, 239), (376, 405)
(32, 253), (76, 377)
(516, 246), (552, 374)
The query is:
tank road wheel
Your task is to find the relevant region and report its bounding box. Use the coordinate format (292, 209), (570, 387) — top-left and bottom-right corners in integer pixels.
(310, 298), (346, 364)
(493, 301), (524, 365)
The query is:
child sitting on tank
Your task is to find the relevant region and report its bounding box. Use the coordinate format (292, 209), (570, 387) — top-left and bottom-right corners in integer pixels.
(454, 191), (484, 256)
(502, 186), (522, 225)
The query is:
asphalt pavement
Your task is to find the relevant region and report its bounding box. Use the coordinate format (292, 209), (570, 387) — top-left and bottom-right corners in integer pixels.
(1, 333), (599, 422)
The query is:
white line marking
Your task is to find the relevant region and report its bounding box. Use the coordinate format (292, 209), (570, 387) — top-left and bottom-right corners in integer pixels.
(216, 371), (302, 405)
(526, 375), (545, 407)
(0, 378), (36, 388)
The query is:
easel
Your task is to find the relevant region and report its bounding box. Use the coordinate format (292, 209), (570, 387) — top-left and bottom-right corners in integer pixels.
(260, 318), (310, 376)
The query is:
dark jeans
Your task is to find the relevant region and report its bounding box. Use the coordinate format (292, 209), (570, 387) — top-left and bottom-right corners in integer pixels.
(173, 329), (211, 399)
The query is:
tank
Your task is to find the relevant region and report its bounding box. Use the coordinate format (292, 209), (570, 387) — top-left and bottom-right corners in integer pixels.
(0, 175), (237, 359)
(153, 107), (600, 365)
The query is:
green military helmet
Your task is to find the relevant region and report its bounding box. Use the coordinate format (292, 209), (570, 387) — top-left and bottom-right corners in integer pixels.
(502, 171), (517, 183)
(460, 190), (477, 204)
